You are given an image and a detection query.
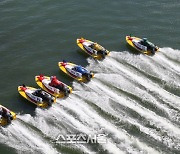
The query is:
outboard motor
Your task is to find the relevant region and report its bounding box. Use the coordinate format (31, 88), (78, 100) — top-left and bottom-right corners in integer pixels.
(151, 48), (155, 55)
(63, 87), (70, 96)
(83, 73), (91, 81)
(4, 112), (13, 124)
(47, 98), (53, 107)
(89, 71), (94, 78)
(7, 113), (13, 124)
(41, 91), (53, 106)
(98, 49), (108, 59)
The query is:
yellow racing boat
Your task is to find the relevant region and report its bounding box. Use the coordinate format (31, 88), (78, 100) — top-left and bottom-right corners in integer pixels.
(77, 38), (110, 60)
(35, 75), (72, 98)
(0, 104), (16, 126)
(126, 35), (159, 55)
(58, 61), (94, 82)
(18, 85), (56, 108)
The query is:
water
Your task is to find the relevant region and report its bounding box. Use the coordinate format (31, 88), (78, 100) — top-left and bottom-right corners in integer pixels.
(0, 0), (180, 153)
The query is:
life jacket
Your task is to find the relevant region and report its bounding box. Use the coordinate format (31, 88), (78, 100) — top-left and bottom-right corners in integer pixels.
(128, 36), (133, 41)
(79, 39), (85, 44)
(38, 75), (44, 82)
(75, 66), (88, 74)
(61, 62), (66, 67)
(50, 77), (63, 87)
(21, 86), (27, 91)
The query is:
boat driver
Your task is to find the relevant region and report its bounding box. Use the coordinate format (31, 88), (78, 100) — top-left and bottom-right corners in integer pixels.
(0, 107), (13, 122)
(50, 76), (64, 90)
(141, 38), (155, 54)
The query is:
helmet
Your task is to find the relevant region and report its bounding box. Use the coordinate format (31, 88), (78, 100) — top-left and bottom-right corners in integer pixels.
(63, 60), (67, 63)
(79, 39), (85, 43)
(76, 65), (81, 70)
(50, 76), (56, 81)
(143, 38), (147, 42)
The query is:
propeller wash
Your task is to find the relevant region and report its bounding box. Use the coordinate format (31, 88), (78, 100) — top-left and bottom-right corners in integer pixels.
(0, 48), (180, 154)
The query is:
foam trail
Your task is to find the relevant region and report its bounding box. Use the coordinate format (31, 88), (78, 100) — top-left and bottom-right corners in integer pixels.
(18, 108), (95, 154)
(78, 79), (180, 149)
(160, 48), (180, 63)
(74, 90), (177, 142)
(99, 56), (180, 109)
(0, 120), (58, 154)
(154, 53), (180, 75)
(18, 104), (122, 154)
(90, 78), (180, 135)
(53, 101), (125, 154)
(94, 73), (180, 123)
(58, 95), (160, 154)
(70, 51), (180, 151)
(109, 51), (180, 88)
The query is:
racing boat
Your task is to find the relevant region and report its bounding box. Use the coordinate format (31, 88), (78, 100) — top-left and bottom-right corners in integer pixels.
(35, 75), (72, 98)
(18, 85), (56, 108)
(126, 35), (159, 55)
(77, 38), (110, 60)
(0, 105), (16, 126)
(58, 61), (94, 82)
